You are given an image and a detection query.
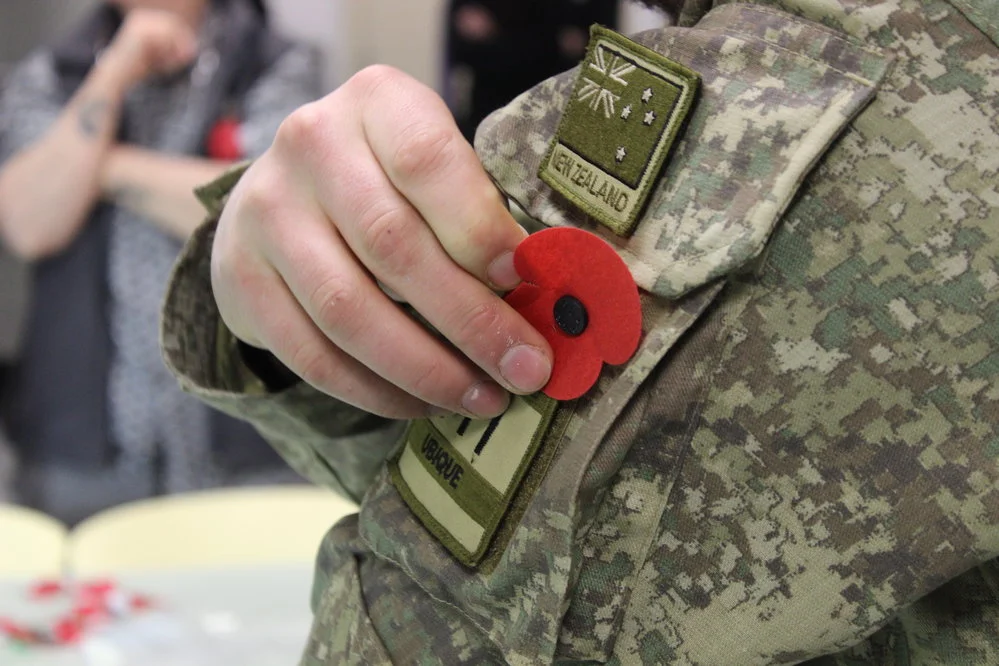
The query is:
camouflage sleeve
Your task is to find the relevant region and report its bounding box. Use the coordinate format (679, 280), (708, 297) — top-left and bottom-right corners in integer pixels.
(161, 165), (407, 502)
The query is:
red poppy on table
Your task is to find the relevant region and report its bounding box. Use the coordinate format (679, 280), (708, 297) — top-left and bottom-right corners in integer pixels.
(79, 580), (115, 602)
(51, 617), (83, 645)
(504, 227), (642, 400)
(29, 580), (64, 599)
(129, 594), (154, 611)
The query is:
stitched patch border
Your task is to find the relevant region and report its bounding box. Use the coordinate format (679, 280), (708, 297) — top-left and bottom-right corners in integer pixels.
(539, 25), (700, 236)
(389, 393), (565, 568)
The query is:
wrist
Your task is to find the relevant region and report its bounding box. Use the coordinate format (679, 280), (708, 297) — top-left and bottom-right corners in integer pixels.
(91, 49), (141, 94)
(99, 146), (124, 196)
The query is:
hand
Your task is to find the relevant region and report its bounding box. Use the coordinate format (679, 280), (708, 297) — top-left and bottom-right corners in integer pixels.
(454, 4), (499, 42)
(103, 9), (198, 89)
(557, 26), (588, 59)
(211, 66), (553, 419)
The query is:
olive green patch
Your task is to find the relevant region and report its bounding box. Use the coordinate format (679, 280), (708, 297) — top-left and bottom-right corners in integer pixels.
(539, 25), (700, 236)
(389, 393), (564, 568)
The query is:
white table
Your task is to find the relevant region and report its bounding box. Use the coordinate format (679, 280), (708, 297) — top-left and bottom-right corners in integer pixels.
(0, 565), (315, 665)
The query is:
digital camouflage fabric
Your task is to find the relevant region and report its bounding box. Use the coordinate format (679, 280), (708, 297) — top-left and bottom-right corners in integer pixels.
(161, 0), (999, 663)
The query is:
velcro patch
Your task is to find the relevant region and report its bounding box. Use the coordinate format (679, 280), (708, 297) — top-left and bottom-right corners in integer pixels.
(539, 25), (699, 236)
(389, 393), (565, 568)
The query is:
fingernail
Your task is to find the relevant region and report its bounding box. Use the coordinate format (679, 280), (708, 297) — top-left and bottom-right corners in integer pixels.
(461, 381), (510, 418)
(487, 251), (520, 291)
(499, 345), (551, 393)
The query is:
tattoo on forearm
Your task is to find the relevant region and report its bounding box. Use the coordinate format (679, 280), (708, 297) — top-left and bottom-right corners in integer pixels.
(78, 99), (110, 137)
(110, 185), (147, 211)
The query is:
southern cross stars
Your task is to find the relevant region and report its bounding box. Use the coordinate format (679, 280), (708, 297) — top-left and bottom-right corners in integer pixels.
(643, 110), (656, 125)
(621, 104), (632, 120)
(641, 87), (653, 103)
(615, 146), (627, 162)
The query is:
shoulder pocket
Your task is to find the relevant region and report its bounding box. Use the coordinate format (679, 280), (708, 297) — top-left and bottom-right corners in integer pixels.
(478, 3), (891, 299)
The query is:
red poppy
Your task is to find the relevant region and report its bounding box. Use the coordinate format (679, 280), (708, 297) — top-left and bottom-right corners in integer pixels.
(0, 617), (32, 642)
(504, 227), (642, 400)
(29, 580), (64, 599)
(51, 618), (83, 645)
(206, 115), (244, 161)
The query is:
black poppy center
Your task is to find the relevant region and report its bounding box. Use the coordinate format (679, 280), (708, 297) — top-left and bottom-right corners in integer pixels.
(554, 295), (588, 337)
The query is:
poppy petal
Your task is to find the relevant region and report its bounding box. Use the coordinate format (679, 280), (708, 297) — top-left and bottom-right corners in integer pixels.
(512, 227), (640, 364)
(206, 116), (244, 161)
(543, 335), (603, 400)
(504, 283), (556, 334)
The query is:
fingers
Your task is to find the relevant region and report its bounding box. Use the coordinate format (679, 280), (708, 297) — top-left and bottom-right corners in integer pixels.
(213, 180), (434, 418)
(259, 207), (512, 418)
(161, 29), (197, 70)
(283, 74), (552, 397)
(212, 67), (557, 419)
(216, 264), (433, 419)
(317, 146), (553, 398)
(215, 160), (514, 418)
(146, 15), (197, 73)
(354, 67), (528, 291)
(115, 9), (197, 79)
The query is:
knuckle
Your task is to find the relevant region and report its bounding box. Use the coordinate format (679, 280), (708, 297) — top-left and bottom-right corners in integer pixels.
(408, 357), (448, 400)
(391, 123), (456, 182)
(288, 342), (338, 391)
(275, 102), (327, 153)
(236, 176), (281, 219)
(356, 204), (418, 272)
(230, 256), (267, 303)
(310, 273), (363, 341)
(346, 64), (405, 99)
(449, 300), (505, 351)
(463, 209), (507, 254)
(232, 164), (291, 226)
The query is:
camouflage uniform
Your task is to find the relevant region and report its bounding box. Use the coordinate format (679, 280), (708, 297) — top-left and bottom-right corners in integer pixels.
(161, 0), (999, 663)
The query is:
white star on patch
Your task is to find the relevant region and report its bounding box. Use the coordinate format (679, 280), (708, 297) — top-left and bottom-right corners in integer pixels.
(621, 104), (632, 120)
(615, 146), (627, 162)
(643, 110), (656, 125)
(642, 87), (653, 103)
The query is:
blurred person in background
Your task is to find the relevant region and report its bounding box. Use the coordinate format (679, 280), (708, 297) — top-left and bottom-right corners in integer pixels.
(445, 0), (619, 141)
(0, 0), (321, 523)
(0, 431), (13, 503)
(0, 246), (25, 503)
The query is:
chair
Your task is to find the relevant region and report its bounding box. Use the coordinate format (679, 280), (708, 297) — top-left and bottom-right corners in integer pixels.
(67, 486), (357, 575)
(0, 503), (67, 577)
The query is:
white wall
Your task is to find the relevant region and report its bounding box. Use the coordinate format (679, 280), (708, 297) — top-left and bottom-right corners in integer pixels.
(0, 0), (96, 64)
(0, 1), (666, 93)
(267, 0), (344, 93)
(272, 0), (665, 95)
(272, 0), (447, 93)
(619, 1), (669, 34)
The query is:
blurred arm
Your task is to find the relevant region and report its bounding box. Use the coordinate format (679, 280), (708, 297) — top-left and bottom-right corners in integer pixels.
(101, 42), (323, 241)
(0, 9), (197, 258)
(100, 146), (233, 240)
(0, 58), (129, 260)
